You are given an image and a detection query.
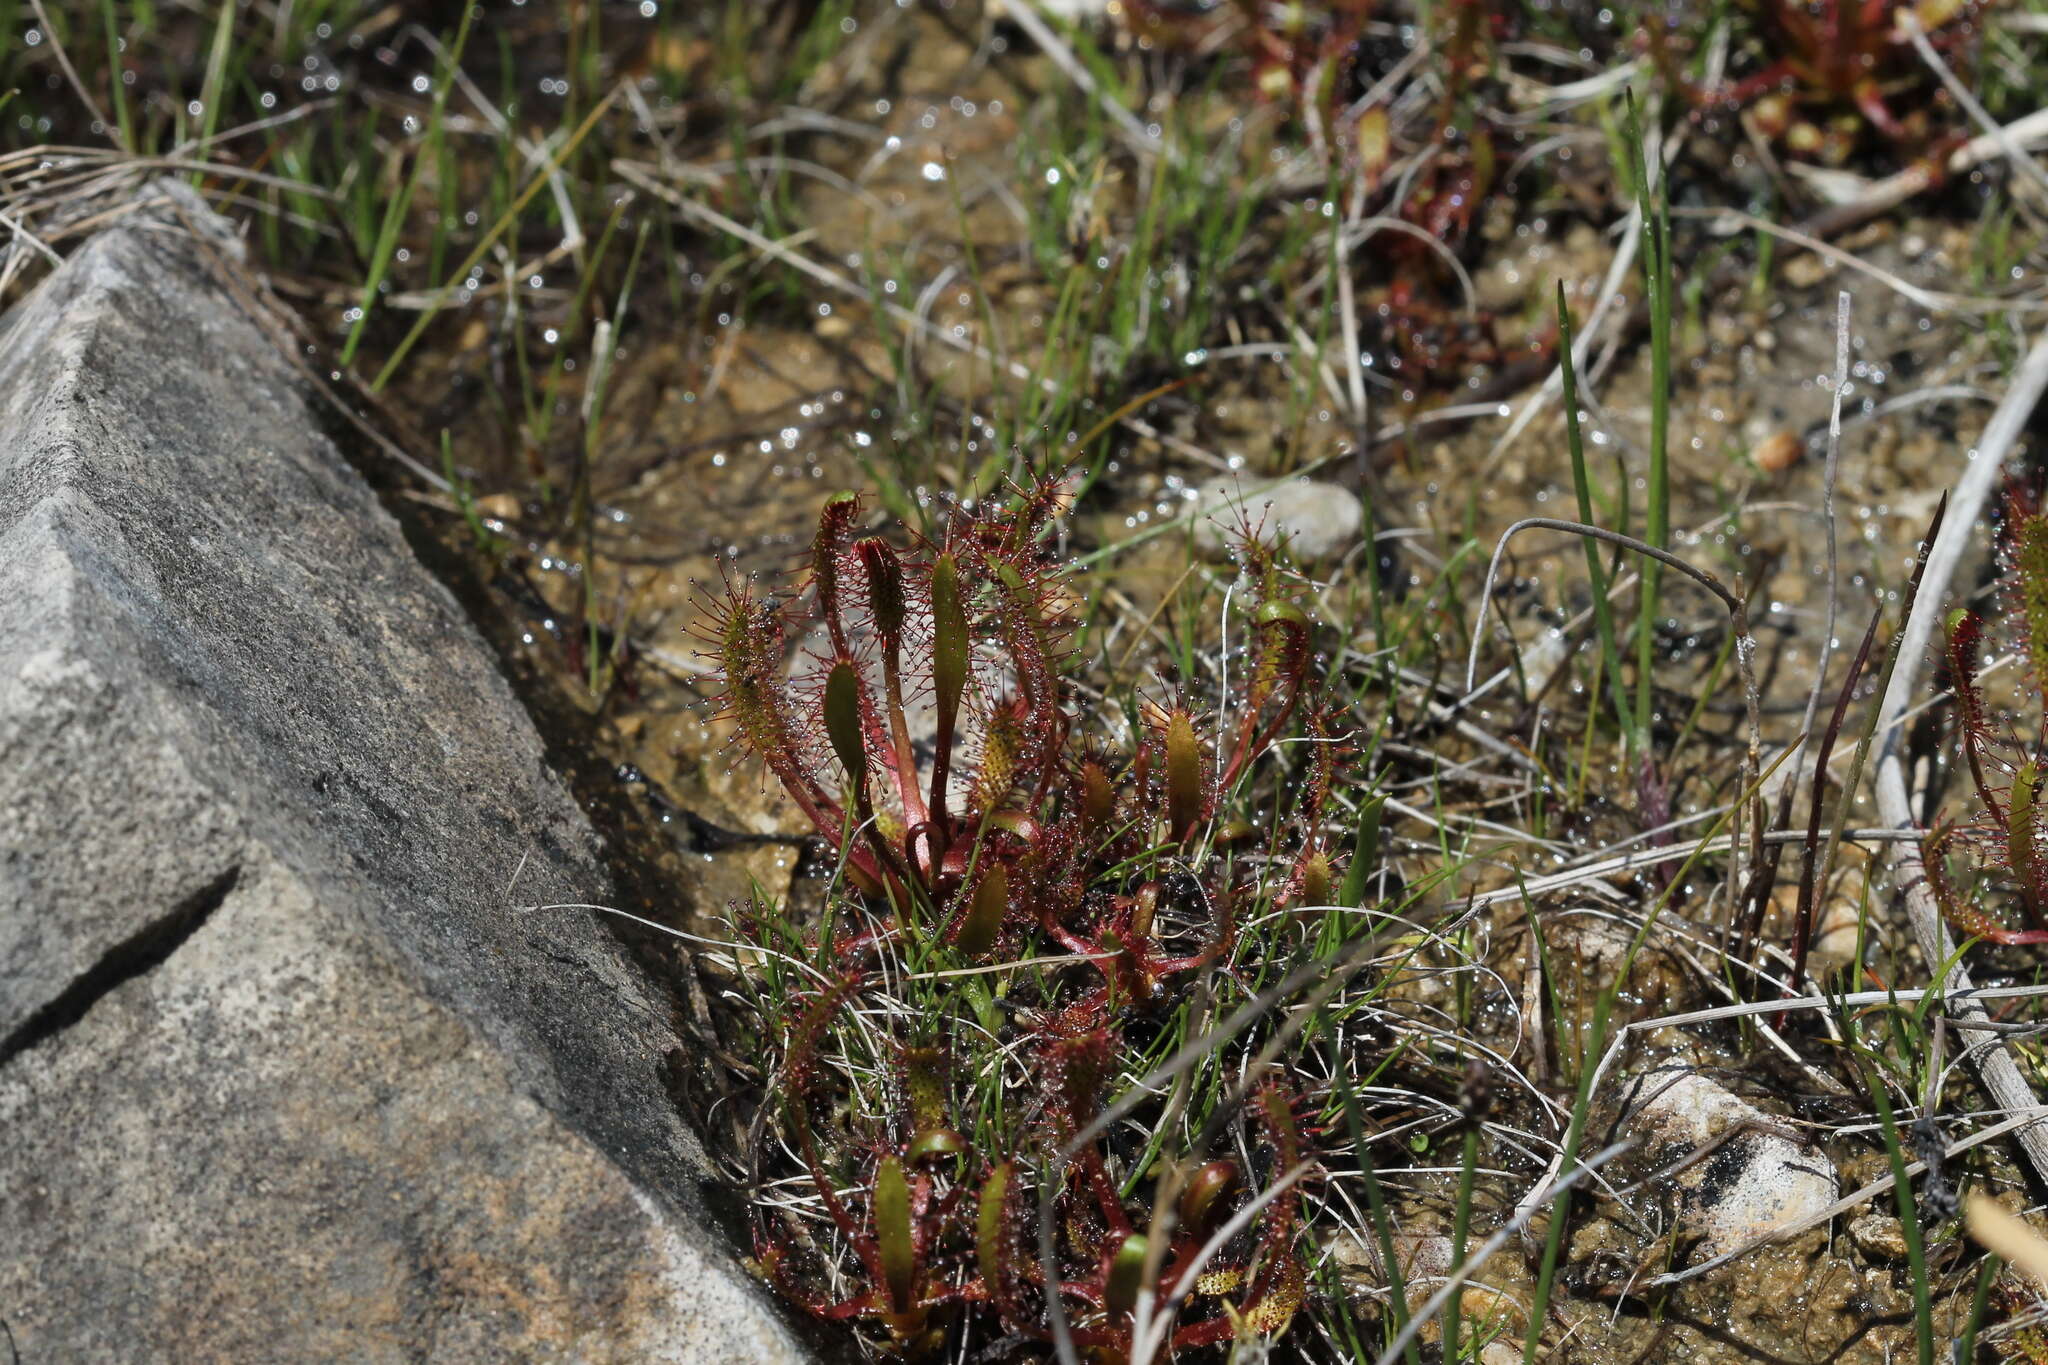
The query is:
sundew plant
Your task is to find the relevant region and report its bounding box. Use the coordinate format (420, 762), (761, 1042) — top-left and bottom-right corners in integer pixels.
(699, 479), (1467, 1360)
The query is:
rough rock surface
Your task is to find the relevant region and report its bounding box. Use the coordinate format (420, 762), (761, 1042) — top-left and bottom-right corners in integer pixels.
(0, 184), (804, 1361)
(1636, 1072), (1839, 1258)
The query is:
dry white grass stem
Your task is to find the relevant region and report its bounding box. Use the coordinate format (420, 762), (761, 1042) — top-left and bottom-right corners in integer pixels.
(1870, 325), (2048, 1190)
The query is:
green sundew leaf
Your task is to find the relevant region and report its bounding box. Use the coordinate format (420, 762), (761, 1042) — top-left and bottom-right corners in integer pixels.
(824, 660), (867, 789)
(976, 1161), (1013, 1300)
(2013, 511), (2048, 680)
(2012, 761), (2045, 917)
(1105, 1233), (1148, 1316)
(906, 1127), (965, 1164)
(1298, 849), (1332, 910)
(903, 1047), (949, 1133)
(1165, 710), (1203, 838)
(957, 862), (1006, 958)
(970, 705), (1022, 815)
(1079, 758), (1117, 833)
(931, 553), (969, 720)
(874, 1156), (917, 1312)
(1247, 599), (1309, 712)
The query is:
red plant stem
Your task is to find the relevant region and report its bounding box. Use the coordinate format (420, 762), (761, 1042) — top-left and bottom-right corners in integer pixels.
(1076, 1148), (1133, 1240)
(1783, 603), (1881, 1008)
(927, 694), (958, 853)
(877, 634), (931, 838)
(758, 751), (883, 882)
(1023, 711), (1070, 814)
(1978, 924), (2048, 945)
(1219, 675), (1303, 794)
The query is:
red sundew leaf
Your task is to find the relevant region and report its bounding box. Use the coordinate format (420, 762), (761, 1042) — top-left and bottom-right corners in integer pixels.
(1945, 609), (2004, 823)
(811, 491), (861, 659)
(1177, 1159), (1240, 1232)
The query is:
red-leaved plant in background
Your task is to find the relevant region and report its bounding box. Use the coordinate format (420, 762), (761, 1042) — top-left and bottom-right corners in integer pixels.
(1924, 489), (2048, 947)
(702, 481), (1333, 1358)
(1655, 0), (1983, 164)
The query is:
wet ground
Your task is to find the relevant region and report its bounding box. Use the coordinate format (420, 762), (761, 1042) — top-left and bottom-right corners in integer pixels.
(384, 9), (2045, 1363)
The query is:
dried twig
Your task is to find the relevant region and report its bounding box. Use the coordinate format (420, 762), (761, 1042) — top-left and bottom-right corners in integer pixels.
(1800, 106), (2048, 238)
(1899, 12), (2048, 207)
(1000, 0), (1163, 158)
(1678, 206), (2048, 315)
(1870, 328), (2048, 1191)
(26, 0), (112, 143)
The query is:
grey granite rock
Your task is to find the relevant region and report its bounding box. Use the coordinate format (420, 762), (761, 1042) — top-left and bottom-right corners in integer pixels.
(1635, 1072), (1838, 1259)
(0, 183), (804, 1362)
(1189, 475), (1365, 562)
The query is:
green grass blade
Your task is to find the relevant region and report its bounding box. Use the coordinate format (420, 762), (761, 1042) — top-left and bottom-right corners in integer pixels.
(1623, 89), (1671, 760)
(190, 0), (235, 178)
(99, 0), (131, 152)
(1339, 793), (1386, 910)
(371, 86), (618, 394)
(1864, 1071), (1934, 1365)
(339, 4), (476, 367)
(1557, 282), (1636, 752)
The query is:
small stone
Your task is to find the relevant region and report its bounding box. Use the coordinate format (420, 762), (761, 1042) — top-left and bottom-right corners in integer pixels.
(1335, 1233), (1520, 1339)
(1341, 1231), (1450, 1283)
(1784, 254), (1833, 288)
(1808, 868), (1872, 965)
(1520, 627), (1572, 697)
(1190, 477), (1365, 562)
(1850, 1212), (1910, 1260)
(1635, 1072), (1839, 1258)
(474, 492), (521, 523)
(1752, 429), (1803, 473)
(1707, 313), (1749, 348)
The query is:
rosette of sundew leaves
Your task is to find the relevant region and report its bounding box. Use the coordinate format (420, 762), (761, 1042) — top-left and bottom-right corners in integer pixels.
(702, 482), (1347, 1359)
